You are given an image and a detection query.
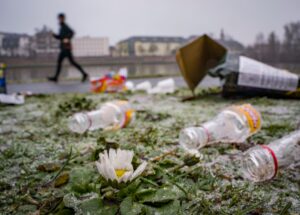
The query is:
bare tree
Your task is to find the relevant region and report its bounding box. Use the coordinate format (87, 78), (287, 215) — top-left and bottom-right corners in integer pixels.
(253, 33), (266, 61)
(267, 31), (280, 62)
(283, 21), (300, 62)
(245, 21), (300, 63)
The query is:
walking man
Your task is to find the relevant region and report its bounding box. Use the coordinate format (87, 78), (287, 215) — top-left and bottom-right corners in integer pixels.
(48, 13), (88, 82)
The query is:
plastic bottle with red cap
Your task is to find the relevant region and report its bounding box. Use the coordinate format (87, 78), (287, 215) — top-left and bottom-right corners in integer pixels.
(68, 100), (134, 133)
(241, 130), (300, 182)
(179, 104), (262, 154)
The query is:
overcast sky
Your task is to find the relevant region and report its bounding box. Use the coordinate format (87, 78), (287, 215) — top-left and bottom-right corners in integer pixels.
(1, 0), (300, 45)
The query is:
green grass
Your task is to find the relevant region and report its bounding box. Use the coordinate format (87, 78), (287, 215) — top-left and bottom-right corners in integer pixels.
(0, 89), (299, 214)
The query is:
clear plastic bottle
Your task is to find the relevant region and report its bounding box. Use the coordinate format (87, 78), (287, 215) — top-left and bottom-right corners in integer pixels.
(68, 100), (134, 133)
(241, 130), (300, 182)
(179, 104), (261, 153)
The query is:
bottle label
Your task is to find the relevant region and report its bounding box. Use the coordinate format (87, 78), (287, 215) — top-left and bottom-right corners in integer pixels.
(238, 56), (298, 91)
(235, 104), (261, 134)
(110, 100), (135, 130)
(121, 109), (134, 128)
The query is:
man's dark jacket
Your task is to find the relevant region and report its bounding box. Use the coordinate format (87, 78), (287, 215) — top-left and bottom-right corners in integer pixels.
(53, 23), (74, 50)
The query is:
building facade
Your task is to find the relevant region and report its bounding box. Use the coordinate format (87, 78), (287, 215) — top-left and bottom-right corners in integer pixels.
(117, 36), (185, 57)
(0, 32), (31, 57)
(0, 29), (110, 58)
(218, 39), (245, 56)
(33, 26), (59, 57)
(72, 37), (109, 57)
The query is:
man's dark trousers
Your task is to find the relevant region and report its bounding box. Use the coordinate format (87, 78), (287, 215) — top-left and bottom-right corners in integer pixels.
(54, 49), (86, 79)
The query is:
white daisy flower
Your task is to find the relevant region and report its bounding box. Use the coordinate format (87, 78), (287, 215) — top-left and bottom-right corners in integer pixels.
(95, 149), (147, 183)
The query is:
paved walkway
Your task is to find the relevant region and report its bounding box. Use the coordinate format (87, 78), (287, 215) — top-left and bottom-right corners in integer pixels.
(7, 76), (220, 94)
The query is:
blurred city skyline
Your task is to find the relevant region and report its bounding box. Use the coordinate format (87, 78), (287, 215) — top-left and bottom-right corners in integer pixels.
(1, 0), (300, 45)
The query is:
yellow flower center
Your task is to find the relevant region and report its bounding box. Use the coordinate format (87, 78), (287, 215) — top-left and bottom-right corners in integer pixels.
(115, 169), (127, 178)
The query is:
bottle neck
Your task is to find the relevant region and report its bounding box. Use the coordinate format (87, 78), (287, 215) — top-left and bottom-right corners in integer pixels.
(201, 122), (217, 144)
(242, 146), (276, 182)
(68, 113), (91, 133)
(267, 131), (300, 168)
(200, 125), (214, 146)
(179, 126), (210, 152)
(243, 131), (300, 182)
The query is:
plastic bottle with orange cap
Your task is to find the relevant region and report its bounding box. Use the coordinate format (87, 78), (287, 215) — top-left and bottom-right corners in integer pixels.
(68, 100), (134, 134)
(179, 104), (262, 154)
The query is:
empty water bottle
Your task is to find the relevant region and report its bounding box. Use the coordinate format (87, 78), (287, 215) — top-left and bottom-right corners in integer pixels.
(68, 100), (134, 133)
(148, 78), (176, 94)
(241, 130), (300, 182)
(179, 104), (261, 153)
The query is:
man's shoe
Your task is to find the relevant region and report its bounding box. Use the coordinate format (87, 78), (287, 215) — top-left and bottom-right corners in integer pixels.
(48, 77), (58, 82)
(82, 74), (89, 82)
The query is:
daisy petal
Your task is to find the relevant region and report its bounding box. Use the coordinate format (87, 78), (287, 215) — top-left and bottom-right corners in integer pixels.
(109, 148), (117, 163)
(97, 149), (144, 183)
(127, 151), (134, 163)
(104, 157), (117, 181)
(100, 160), (110, 180)
(118, 171), (133, 183)
(95, 161), (104, 175)
(114, 149), (131, 170)
(130, 161), (147, 181)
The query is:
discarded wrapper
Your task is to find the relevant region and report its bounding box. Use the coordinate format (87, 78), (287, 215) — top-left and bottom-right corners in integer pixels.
(176, 35), (300, 99)
(176, 34), (227, 94)
(215, 56), (300, 99)
(90, 68), (128, 93)
(0, 94), (25, 105)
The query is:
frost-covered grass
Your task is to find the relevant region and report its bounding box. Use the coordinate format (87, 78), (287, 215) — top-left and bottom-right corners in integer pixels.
(0, 88), (299, 214)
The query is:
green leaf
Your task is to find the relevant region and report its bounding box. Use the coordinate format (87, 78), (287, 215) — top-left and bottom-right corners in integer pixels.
(117, 179), (141, 199)
(15, 205), (37, 215)
(120, 196), (143, 215)
(69, 166), (95, 194)
(135, 188), (157, 199)
(79, 197), (103, 215)
(63, 193), (116, 215)
(143, 200), (182, 215)
(55, 208), (74, 215)
(139, 186), (184, 204)
(99, 204), (119, 215)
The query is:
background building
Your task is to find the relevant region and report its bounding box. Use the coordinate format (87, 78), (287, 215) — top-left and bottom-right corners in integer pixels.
(33, 26), (59, 57)
(187, 31), (245, 56)
(72, 37), (109, 57)
(218, 30), (245, 56)
(117, 36), (185, 56)
(0, 32), (31, 57)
